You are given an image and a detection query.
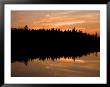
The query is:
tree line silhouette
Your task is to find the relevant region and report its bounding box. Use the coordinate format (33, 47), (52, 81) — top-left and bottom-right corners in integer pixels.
(11, 25), (100, 63)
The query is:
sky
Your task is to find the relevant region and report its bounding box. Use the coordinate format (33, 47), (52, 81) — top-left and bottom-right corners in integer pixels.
(11, 10), (100, 35)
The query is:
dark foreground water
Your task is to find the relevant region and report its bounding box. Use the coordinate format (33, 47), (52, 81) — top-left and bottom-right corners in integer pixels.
(11, 52), (100, 77)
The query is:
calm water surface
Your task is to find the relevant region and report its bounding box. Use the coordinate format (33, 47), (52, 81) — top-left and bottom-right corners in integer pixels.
(11, 52), (100, 77)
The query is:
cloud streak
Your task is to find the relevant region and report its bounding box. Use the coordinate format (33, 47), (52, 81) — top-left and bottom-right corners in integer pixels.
(11, 10), (100, 34)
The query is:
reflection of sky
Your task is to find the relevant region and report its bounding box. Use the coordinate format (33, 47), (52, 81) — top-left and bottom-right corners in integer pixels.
(11, 10), (100, 35)
(11, 52), (100, 77)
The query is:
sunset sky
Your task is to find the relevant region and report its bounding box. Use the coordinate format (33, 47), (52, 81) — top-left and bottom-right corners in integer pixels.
(11, 10), (100, 35)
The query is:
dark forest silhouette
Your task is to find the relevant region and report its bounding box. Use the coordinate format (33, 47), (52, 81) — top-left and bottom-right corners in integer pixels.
(11, 25), (100, 64)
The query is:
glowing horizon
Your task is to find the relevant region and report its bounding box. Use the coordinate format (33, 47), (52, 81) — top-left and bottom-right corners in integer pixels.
(11, 10), (100, 35)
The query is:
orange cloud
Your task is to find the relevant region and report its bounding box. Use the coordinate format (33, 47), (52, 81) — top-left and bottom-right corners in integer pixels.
(11, 10), (100, 35)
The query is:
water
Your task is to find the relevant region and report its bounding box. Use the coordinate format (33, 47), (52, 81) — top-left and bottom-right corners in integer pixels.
(11, 52), (100, 77)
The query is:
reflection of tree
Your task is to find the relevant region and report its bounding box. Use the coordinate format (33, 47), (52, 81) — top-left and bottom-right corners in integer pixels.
(24, 61), (28, 66)
(11, 50), (99, 66)
(11, 25), (100, 65)
(94, 52), (98, 57)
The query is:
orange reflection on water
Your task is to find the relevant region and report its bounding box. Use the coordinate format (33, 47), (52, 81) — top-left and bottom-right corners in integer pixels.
(11, 52), (100, 77)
